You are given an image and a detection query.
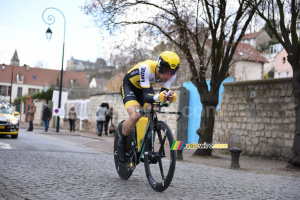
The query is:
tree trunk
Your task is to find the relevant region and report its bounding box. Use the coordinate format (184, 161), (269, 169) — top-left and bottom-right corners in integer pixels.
(288, 73), (300, 168)
(193, 104), (216, 156)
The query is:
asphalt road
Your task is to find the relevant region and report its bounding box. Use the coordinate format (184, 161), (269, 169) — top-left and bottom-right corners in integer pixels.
(0, 129), (98, 153)
(0, 129), (300, 199)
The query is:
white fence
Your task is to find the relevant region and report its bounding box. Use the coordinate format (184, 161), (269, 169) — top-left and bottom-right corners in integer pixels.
(64, 99), (90, 130)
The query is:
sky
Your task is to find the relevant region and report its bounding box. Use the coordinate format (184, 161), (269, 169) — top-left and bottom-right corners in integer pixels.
(0, 0), (107, 70)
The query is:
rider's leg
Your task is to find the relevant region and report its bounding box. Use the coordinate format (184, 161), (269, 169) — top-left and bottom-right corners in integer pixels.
(118, 104), (141, 162)
(122, 105), (141, 136)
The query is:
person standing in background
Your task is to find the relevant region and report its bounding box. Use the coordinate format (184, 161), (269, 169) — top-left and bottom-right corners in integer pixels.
(68, 105), (77, 132)
(96, 103), (108, 136)
(42, 104), (52, 132)
(105, 107), (113, 136)
(103, 103), (110, 136)
(27, 101), (36, 131)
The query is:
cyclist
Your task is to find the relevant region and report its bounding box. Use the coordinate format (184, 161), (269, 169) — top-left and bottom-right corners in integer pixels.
(117, 51), (180, 162)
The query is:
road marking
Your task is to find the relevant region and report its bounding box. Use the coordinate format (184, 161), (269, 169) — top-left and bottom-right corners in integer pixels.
(0, 142), (15, 149)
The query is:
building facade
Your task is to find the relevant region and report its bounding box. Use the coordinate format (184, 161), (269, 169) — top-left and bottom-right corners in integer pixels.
(230, 43), (268, 81)
(241, 30), (271, 51)
(0, 64), (88, 103)
(274, 49), (293, 78)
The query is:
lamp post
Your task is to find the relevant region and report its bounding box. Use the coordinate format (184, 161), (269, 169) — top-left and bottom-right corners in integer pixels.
(42, 7), (66, 132)
(10, 64), (14, 105)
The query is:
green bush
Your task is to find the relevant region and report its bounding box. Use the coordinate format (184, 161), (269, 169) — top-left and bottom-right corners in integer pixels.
(14, 97), (21, 105)
(13, 87), (54, 104)
(268, 70), (274, 78)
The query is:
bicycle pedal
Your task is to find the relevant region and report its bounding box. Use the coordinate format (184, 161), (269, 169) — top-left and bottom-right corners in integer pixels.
(149, 156), (158, 164)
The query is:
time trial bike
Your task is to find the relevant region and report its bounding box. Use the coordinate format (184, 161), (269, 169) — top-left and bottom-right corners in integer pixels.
(114, 102), (182, 192)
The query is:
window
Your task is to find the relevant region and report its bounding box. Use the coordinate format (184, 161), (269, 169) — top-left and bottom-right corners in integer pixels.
(8, 86), (11, 96)
(28, 88), (39, 96)
(283, 57), (286, 64)
(17, 74), (24, 83)
(0, 85), (8, 96)
(17, 87), (22, 97)
(278, 73), (281, 78)
(1, 86), (12, 96)
(286, 71), (289, 77)
(250, 39), (254, 46)
(71, 79), (78, 88)
(270, 46), (273, 53)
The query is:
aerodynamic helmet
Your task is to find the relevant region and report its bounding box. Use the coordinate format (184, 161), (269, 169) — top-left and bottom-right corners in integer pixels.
(157, 51), (180, 75)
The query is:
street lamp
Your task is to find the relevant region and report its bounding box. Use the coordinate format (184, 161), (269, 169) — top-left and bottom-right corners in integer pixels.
(10, 64), (14, 105)
(42, 7), (66, 133)
(46, 27), (53, 40)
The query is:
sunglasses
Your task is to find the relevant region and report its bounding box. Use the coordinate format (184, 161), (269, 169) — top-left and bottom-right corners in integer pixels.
(159, 67), (177, 75)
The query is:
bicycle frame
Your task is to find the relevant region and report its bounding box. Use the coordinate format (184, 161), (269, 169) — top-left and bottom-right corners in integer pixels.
(134, 102), (182, 165)
(114, 101), (182, 191)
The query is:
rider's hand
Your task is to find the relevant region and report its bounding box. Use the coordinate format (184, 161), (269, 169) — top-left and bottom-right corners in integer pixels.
(168, 91), (177, 103)
(158, 91), (167, 102)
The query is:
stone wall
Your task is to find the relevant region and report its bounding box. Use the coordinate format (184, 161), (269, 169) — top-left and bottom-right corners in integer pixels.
(86, 87), (182, 138)
(213, 78), (295, 160)
(32, 100), (68, 130)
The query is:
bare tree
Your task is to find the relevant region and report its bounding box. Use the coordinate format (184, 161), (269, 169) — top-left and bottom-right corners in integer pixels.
(247, 0), (300, 168)
(83, 0), (261, 156)
(35, 60), (46, 68)
(105, 72), (125, 91)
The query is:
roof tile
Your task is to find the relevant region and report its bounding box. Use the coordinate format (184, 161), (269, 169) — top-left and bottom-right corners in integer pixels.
(234, 43), (268, 63)
(0, 65), (87, 88)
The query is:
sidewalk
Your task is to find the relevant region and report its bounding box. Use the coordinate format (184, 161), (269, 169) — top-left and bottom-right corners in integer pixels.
(20, 122), (300, 178)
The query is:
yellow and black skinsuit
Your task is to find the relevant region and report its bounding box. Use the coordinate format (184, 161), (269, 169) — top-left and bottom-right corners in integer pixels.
(121, 60), (177, 109)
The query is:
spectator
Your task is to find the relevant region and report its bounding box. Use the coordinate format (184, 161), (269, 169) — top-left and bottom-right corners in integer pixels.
(42, 104), (52, 132)
(96, 103), (108, 136)
(27, 102), (36, 131)
(68, 105), (77, 132)
(102, 103), (110, 136)
(105, 107), (113, 136)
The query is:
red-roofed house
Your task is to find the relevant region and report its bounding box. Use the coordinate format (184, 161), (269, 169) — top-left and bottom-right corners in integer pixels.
(241, 30), (271, 50)
(230, 43), (268, 81)
(89, 77), (108, 93)
(0, 64), (88, 103)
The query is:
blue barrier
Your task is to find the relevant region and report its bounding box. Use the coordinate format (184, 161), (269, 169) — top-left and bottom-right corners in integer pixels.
(183, 77), (234, 143)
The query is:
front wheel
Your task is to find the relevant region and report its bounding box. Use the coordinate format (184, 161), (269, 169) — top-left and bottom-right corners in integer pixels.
(11, 134), (18, 139)
(113, 120), (133, 180)
(144, 121), (176, 192)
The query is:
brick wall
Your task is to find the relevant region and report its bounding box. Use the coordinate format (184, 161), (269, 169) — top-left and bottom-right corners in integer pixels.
(213, 78), (295, 160)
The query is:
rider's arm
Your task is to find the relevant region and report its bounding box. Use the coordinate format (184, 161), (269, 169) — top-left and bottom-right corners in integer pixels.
(153, 73), (177, 101)
(161, 73), (177, 91)
(139, 64), (156, 103)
